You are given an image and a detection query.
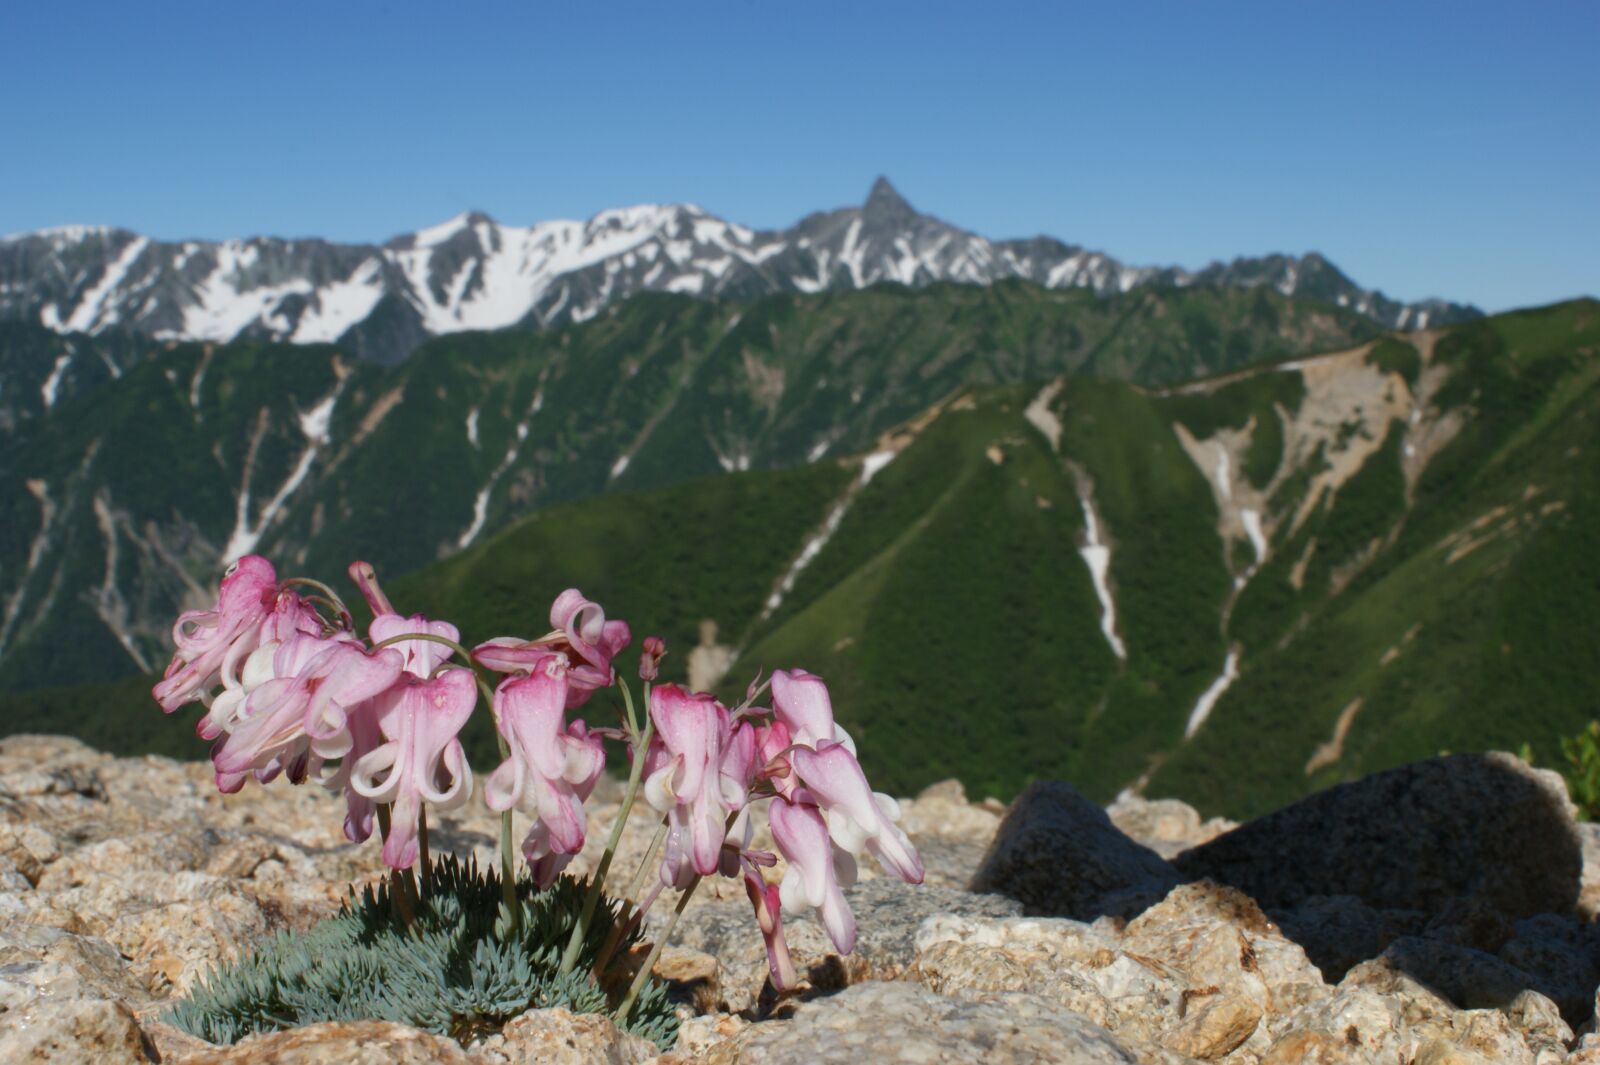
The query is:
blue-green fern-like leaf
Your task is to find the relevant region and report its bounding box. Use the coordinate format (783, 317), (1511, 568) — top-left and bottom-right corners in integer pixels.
(165, 855), (678, 1050)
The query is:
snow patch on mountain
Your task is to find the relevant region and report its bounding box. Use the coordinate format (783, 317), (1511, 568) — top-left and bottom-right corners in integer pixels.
(64, 237), (148, 334)
(223, 389), (340, 564)
(290, 259), (386, 343)
(0, 179), (1479, 364)
(1185, 647), (1240, 738)
(1077, 491), (1126, 661)
(40, 352), (72, 410)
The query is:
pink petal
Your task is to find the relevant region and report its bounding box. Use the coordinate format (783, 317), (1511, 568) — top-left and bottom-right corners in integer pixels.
(369, 612), (460, 678)
(771, 669), (839, 748)
(743, 867), (797, 991)
(472, 638), (558, 676)
(364, 669), (477, 869)
(769, 797), (855, 954)
(648, 684), (720, 802)
(152, 556), (279, 712)
(550, 588), (605, 644)
(791, 744), (923, 885)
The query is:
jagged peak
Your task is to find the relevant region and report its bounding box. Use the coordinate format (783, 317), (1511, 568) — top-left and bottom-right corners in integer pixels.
(863, 177), (916, 224)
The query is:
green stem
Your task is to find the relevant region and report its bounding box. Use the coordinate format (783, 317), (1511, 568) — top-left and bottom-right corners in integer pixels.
(417, 807), (430, 896)
(618, 675), (643, 738)
(591, 816), (670, 981)
(616, 873), (702, 1022)
(624, 818), (669, 903)
(371, 630), (475, 663)
(496, 733), (519, 930)
(280, 576), (349, 612)
(558, 692), (654, 977)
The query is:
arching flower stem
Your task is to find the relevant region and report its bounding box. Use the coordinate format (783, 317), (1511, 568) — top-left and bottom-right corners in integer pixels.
(279, 576), (350, 614)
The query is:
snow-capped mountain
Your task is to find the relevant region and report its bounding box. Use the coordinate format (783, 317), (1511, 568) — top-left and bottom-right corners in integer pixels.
(0, 179), (1478, 364)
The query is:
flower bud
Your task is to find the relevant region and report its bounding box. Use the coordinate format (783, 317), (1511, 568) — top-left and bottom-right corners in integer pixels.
(639, 635), (666, 681)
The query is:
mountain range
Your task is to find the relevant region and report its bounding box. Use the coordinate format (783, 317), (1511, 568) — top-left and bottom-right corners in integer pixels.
(0, 179), (1479, 365)
(1, 279), (1593, 817)
(0, 279), (1382, 693)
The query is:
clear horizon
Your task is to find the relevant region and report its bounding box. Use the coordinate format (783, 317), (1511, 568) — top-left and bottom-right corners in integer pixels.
(3, 1), (1595, 313)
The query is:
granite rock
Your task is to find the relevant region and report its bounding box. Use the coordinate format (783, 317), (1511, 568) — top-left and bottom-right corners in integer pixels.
(969, 780), (1180, 918)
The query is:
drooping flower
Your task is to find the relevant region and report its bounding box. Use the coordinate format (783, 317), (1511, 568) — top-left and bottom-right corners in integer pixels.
(474, 590), (630, 709)
(210, 634), (403, 794)
(743, 869), (797, 990)
(370, 612), (460, 678)
(321, 696), (385, 844)
(643, 685), (745, 883)
(548, 589), (632, 699)
(483, 655), (608, 887)
(791, 742), (924, 885)
(349, 667), (477, 869)
(770, 669), (855, 752)
(768, 794), (857, 954)
(154, 556), (295, 713)
(753, 719), (796, 799)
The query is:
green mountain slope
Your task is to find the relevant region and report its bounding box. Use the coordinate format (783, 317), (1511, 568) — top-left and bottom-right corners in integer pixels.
(1, 281), (1375, 693)
(5, 299), (1591, 820)
(1151, 299), (1600, 816)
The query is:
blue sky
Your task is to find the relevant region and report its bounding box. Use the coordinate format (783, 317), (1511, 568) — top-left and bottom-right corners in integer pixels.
(2, 1), (1595, 312)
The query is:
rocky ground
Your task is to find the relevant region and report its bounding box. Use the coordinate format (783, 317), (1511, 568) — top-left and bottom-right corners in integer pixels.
(1, 735), (1598, 1063)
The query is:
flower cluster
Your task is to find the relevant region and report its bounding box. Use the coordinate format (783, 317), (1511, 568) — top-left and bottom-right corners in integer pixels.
(155, 555), (922, 995)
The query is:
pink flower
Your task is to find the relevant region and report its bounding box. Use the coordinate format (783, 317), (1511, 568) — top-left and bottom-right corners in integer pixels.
(753, 720), (797, 799)
(791, 743), (923, 884)
(322, 698), (385, 844)
(210, 634), (403, 794)
(771, 669), (854, 751)
(472, 589), (631, 709)
(154, 556), (281, 712)
(483, 656), (607, 888)
(370, 612), (460, 678)
(743, 867), (797, 991)
(768, 795), (857, 954)
(548, 589), (632, 699)
(350, 667), (477, 869)
(642, 686), (751, 884)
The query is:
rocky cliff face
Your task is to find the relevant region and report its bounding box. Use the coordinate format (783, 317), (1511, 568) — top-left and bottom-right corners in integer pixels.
(1, 735), (1597, 1063)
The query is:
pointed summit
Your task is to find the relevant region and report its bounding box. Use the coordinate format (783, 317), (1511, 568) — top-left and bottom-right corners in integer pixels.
(863, 176), (916, 225)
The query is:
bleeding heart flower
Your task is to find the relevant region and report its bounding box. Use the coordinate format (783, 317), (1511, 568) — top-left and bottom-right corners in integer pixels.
(771, 669), (855, 753)
(350, 667), (477, 869)
(483, 656), (607, 887)
(472, 590), (630, 708)
(154, 556), (283, 712)
(643, 684), (748, 881)
(768, 795), (857, 954)
(211, 634), (402, 794)
(791, 742), (923, 885)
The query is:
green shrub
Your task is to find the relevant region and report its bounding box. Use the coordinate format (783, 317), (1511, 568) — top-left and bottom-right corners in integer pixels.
(1560, 722), (1600, 822)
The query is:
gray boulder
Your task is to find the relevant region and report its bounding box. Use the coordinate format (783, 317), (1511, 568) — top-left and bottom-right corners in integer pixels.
(1176, 753), (1582, 920)
(969, 781), (1180, 918)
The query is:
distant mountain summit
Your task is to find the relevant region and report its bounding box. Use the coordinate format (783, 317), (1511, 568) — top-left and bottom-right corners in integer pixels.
(0, 179), (1478, 363)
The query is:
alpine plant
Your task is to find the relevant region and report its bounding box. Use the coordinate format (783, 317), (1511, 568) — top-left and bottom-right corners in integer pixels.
(153, 555), (922, 1043)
